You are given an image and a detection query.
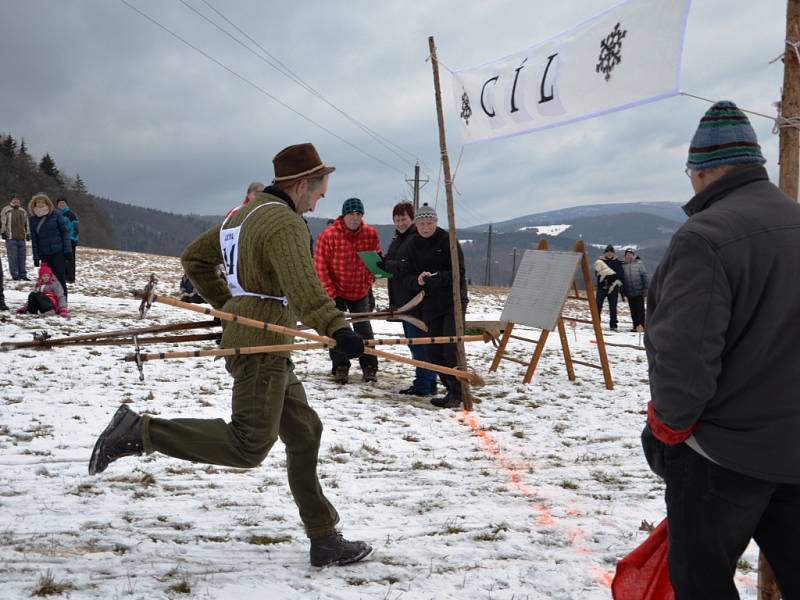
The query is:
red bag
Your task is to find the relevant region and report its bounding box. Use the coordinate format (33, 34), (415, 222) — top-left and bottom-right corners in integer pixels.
(612, 518), (674, 600)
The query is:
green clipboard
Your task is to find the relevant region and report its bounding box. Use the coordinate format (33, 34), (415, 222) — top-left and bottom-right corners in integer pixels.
(357, 251), (393, 279)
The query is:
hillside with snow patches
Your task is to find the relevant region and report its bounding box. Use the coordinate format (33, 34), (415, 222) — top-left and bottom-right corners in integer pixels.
(0, 247), (759, 599)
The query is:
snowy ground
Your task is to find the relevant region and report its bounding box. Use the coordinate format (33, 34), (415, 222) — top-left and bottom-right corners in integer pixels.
(0, 246), (760, 599)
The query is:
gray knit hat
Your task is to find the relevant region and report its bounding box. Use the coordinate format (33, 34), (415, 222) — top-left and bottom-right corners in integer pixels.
(687, 101), (766, 171)
(415, 203), (438, 221)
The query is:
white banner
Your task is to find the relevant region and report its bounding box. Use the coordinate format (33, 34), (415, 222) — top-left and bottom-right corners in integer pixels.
(451, 0), (691, 144)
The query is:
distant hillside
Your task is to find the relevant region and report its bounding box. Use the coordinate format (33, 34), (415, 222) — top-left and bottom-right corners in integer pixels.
(465, 201), (686, 233)
(1, 129), (683, 285)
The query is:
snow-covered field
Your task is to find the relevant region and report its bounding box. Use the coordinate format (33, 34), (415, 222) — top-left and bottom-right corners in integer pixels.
(0, 246), (759, 599)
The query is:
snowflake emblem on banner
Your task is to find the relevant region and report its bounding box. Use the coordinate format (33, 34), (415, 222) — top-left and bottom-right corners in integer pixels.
(596, 22), (627, 82)
(460, 89), (473, 125)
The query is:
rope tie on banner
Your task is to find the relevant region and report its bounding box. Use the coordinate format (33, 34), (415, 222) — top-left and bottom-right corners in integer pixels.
(425, 52), (456, 75)
(769, 36), (800, 65)
(772, 99), (800, 134)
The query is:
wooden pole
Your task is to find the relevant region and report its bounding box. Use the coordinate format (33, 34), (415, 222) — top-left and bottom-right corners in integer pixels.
(413, 161), (421, 211)
(429, 35), (472, 410)
(484, 224), (493, 286)
(758, 5), (799, 598)
(757, 4), (799, 598)
(778, 0), (800, 199)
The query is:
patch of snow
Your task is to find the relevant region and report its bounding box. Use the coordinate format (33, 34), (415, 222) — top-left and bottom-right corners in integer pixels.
(0, 246), (760, 599)
(518, 224), (571, 236)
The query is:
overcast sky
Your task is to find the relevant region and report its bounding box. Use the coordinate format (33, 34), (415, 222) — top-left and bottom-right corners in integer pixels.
(0, 1), (789, 227)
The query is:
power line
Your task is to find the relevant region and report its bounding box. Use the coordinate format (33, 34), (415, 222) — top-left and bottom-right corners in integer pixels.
(119, 0), (406, 175)
(182, 0), (420, 169)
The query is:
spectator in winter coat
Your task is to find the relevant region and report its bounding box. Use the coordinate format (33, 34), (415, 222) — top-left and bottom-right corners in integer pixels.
(621, 248), (648, 332)
(16, 262), (68, 316)
(56, 197), (80, 284)
(1, 194), (30, 280)
(179, 272), (205, 304)
(382, 201), (437, 396)
(28, 193), (71, 299)
(401, 203), (468, 409)
(594, 245), (624, 331)
(642, 101), (800, 598)
(314, 197), (381, 384)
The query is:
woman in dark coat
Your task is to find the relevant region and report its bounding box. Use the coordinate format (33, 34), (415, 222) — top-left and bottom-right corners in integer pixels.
(28, 193), (71, 298)
(382, 202), (437, 396)
(400, 203), (468, 409)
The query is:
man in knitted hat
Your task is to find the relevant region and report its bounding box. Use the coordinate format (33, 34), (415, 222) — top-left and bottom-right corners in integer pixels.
(88, 142), (372, 568)
(314, 197), (381, 384)
(641, 101), (800, 597)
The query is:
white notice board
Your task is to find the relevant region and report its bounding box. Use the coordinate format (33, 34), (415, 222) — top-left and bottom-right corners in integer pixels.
(501, 250), (581, 331)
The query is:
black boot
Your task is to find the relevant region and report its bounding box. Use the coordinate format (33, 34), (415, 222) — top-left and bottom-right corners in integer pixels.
(430, 393), (462, 409)
(88, 405), (144, 475)
(0, 294), (8, 311)
(310, 532), (372, 567)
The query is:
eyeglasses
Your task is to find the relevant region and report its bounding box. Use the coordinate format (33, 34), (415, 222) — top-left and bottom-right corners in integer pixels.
(685, 167), (693, 178)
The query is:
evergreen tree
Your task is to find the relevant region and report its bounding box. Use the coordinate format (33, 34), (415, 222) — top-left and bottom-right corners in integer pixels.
(39, 153), (60, 180)
(1, 134), (17, 158)
(19, 138), (29, 158)
(73, 173), (87, 194)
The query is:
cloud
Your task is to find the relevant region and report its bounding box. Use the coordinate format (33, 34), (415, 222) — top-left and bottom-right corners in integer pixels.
(0, 0), (789, 226)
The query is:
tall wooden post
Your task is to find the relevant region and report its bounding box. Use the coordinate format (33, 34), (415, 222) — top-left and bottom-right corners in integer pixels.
(413, 161), (421, 211)
(484, 224), (493, 286)
(759, 5), (799, 598)
(778, 0), (800, 199)
(511, 247), (518, 286)
(428, 36), (471, 410)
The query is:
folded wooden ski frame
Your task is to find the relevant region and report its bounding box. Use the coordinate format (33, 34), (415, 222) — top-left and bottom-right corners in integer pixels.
(489, 239), (613, 390)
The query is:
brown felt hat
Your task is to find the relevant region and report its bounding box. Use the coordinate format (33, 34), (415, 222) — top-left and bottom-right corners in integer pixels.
(272, 143), (335, 184)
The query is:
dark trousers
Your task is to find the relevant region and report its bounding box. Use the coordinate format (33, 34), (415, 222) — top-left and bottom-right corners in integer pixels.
(142, 354), (339, 538)
(664, 443), (800, 599)
(65, 241), (77, 283)
(628, 295), (645, 329)
(401, 320), (437, 394)
(5, 239), (27, 279)
(426, 311), (462, 400)
(41, 252), (67, 299)
(595, 287), (619, 329)
(329, 295), (378, 372)
(27, 292), (54, 314)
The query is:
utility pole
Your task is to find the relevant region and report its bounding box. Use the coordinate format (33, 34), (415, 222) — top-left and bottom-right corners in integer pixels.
(759, 4), (799, 599)
(428, 36), (471, 410)
(484, 224), (493, 286)
(511, 247), (518, 286)
(405, 161), (429, 211)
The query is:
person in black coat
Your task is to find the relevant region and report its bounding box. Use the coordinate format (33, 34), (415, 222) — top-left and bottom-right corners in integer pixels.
(643, 101), (800, 598)
(382, 201), (437, 396)
(595, 244), (624, 331)
(400, 203), (468, 409)
(28, 193), (71, 299)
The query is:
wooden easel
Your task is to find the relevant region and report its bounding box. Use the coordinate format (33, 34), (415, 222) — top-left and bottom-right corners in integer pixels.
(489, 239), (613, 389)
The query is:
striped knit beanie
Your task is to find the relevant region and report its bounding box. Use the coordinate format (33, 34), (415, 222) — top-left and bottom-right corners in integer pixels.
(341, 197), (364, 215)
(415, 203), (438, 221)
(687, 101), (766, 171)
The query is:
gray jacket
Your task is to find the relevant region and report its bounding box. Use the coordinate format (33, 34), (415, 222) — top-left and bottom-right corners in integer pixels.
(621, 258), (648, 298)
(645, 165), (800, 484)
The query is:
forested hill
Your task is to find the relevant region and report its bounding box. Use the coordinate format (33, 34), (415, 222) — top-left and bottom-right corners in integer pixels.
(0, 132), (212, 256)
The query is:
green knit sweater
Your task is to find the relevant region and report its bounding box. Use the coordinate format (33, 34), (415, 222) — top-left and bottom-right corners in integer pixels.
(181, 192), (347, 356)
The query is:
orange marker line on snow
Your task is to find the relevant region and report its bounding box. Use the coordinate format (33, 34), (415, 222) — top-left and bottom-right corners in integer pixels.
(458, 410), (614, 588)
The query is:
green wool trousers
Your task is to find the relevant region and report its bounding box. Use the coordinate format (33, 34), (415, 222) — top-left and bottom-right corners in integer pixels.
(141, 354), (339, 538)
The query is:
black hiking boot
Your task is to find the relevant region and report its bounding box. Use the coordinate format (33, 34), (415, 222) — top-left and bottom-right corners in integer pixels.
(399, 386), (433, 397)
(431, 394), (462, 409)
(362, 365), (377, 383)
(334, 366), (349, 384)
(0, 295), (8, 311)
(310, 533), (372, 567)
(88, 405), (144, 475)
